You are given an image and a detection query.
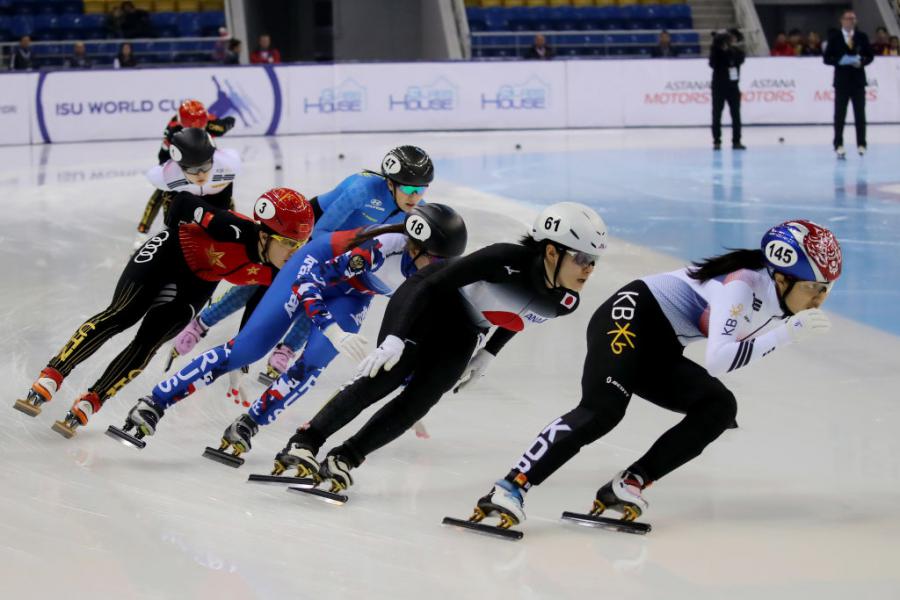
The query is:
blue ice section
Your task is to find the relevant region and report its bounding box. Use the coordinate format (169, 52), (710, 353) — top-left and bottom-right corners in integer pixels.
(438, 143), (900, 336)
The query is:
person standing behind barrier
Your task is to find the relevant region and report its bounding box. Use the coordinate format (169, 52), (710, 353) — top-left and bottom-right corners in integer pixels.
(823, 11), (874, 159)
(709, 29), (745, 151)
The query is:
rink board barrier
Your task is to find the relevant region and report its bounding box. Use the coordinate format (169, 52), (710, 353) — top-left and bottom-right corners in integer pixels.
(2, 57), (899, 145)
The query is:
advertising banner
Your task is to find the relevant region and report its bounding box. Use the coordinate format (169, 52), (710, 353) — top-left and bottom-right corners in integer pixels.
(35, 65), (280, 143)
(0, 73), (37, 146)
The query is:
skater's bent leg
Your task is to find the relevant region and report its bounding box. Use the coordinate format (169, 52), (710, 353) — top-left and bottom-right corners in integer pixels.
(90, 296), (201, 405)
(198, 285), (257, 328)
(630, 357), (737, 482)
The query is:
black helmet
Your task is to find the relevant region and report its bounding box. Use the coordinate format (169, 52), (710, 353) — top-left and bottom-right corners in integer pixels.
(169, 127), (216, 167)
(381, 145), (434, 186)
(404, 203), (467, 258)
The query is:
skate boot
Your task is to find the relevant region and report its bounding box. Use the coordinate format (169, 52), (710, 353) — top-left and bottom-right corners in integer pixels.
(105, 397), (165, 449)
(320, 450), (355, 494)
(14, 367), (64, 417)
(51, 392), (101, 439)
(272, 442), (321, 482)
(591, 470), (649, 522)
(203, 415), (259, 468)
(473, 480), (526, 529)
(259, 344), (292, 385)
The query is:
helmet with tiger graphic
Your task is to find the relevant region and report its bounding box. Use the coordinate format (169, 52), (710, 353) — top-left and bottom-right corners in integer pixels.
(760, 220), (842, 283)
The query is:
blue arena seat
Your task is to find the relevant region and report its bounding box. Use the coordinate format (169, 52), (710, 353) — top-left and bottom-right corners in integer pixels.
(197, 11), (224, 36)
(176, 12), (200, 36)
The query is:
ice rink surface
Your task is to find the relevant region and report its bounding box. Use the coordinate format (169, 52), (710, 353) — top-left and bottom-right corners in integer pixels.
(1, 127), (899, 599)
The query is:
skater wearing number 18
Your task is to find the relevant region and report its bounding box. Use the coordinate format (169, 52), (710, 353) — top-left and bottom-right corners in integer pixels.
(460, 220), (842, 538)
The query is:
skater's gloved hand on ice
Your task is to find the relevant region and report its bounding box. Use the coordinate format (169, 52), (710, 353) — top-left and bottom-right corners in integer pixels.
(267, 343), (294, 374)
(784, 308), (831, 343)
(453, 349), (496, 393)
(357, 335), (404, 378)
(323, 324), (369, 363)
(227, 369), (249, 407)
(173, 316), (209, 356)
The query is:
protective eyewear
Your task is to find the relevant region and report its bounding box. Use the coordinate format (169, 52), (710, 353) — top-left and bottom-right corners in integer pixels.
(565, 249), (599, 268)
(398, 184), (427, 196)
(795, 281), (833, 296)
(270, 234), (305, 250)
(182, 160), (214, 175)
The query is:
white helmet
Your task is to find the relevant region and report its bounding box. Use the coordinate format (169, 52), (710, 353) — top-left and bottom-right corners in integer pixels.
(531, 202), (608, 257)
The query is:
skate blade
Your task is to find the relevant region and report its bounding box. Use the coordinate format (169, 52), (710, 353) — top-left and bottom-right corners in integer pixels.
(105, 425), (146, 449)
(441, 517), (523, 541)
(50, 420), (77, 439)
(247, 474), (316, 487)
(257, 371), (275, 386)
(13, 399), (41, 417)
(560, 511), (651, 535)
(286, 485), (348, 505)
(202, 446), (245, 468)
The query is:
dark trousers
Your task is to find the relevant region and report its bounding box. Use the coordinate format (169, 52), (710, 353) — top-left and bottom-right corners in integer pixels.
(48, 230), (216, 404)
(711, 84), (741, 145)
(287, 296), (480, 468)
(833, 86), (866, 148)
(506, 280), (737, 488)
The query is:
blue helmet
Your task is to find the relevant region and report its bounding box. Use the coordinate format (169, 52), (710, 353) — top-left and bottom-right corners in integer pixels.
(760, 220), (842, 283)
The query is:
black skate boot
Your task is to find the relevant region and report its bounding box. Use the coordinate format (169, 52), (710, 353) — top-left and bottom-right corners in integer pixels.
(561, 470), (652, 535)
(106, 397), (164, 449)
(14, 367), (64, 417)
(51, 392), (101, 439)
(248, 441), (324, 489)
(203, 415), (259, 468)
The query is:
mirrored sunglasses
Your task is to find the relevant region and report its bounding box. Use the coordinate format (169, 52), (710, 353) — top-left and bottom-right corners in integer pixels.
(182, 160), (214, 175)
(565, 249), (599, 268)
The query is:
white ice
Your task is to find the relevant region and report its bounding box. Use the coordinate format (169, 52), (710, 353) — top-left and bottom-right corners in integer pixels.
(1, 128), (898, 600)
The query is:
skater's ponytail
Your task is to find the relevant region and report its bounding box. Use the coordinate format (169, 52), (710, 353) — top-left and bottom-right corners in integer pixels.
(345, 223), (413, 251)
(688, 249), (767, 282)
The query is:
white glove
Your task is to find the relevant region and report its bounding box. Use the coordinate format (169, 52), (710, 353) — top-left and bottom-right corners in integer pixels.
(784, 308), (831, 343)
(322, 324), (369, 363)
(453, 349), (496, 393)
(357, 335), (405, 378)
(226, 369), (249, 407)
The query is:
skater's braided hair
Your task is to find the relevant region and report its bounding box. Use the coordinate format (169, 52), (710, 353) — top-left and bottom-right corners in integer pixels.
(345, 223), (425, 253)
(688, 249), (767, 282)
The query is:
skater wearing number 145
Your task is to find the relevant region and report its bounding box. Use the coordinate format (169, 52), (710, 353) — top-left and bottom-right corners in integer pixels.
(462, 220), (842, 536)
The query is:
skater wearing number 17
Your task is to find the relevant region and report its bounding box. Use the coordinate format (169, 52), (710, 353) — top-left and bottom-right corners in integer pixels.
(459, 220), (842, 537)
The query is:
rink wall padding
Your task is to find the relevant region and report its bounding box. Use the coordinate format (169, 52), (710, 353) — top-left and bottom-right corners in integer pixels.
(2, 57), (900, 145)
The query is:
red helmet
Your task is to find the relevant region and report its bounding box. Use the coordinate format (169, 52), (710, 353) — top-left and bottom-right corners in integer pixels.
(253, 188), (315, 243)
(178, 100), (209, 129)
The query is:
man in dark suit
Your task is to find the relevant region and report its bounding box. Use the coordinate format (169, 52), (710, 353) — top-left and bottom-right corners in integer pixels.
(823, 11), (874, 158)
(709, 29), (745, 150)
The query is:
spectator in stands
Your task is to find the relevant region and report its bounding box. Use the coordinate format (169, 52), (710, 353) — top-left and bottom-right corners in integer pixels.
(224, 38), (242, 65)
(11, 36), (33, 71)
(770, 32), (794, 56)
(651, 30), (679, 58)
(64, 42), (93, 69)
(824, 10), (874, 158)
(120, 1), (152, 39)
(213, 27), (230, 62)
(788, 28), (804, 55)
(106, 6), (124, 38)
(250, 34), (281, 64)
(801, 31), (823, 56)
(709, 29), (745, 151)
(871, 27), (890, 55)
(524, 34), (553, 60)
(114, 42), (137, 68)
(889, 36), (899, 56)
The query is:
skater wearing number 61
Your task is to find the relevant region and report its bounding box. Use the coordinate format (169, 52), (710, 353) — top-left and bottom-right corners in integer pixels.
(461, 220), (842, 537)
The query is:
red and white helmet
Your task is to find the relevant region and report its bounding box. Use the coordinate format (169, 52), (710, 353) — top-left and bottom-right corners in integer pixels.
(178, 99), (209, 129)
(253, 188), (315, 243)
(761, 220), (842, 283)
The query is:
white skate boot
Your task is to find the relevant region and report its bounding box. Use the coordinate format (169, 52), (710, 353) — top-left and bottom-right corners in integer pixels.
(474, 479), (526, 529)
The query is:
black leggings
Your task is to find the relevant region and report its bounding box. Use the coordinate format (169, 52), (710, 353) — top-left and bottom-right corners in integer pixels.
(508, 280), (737, 488)
(48, 230), (217, 405)
(288, 297), (480, 467)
